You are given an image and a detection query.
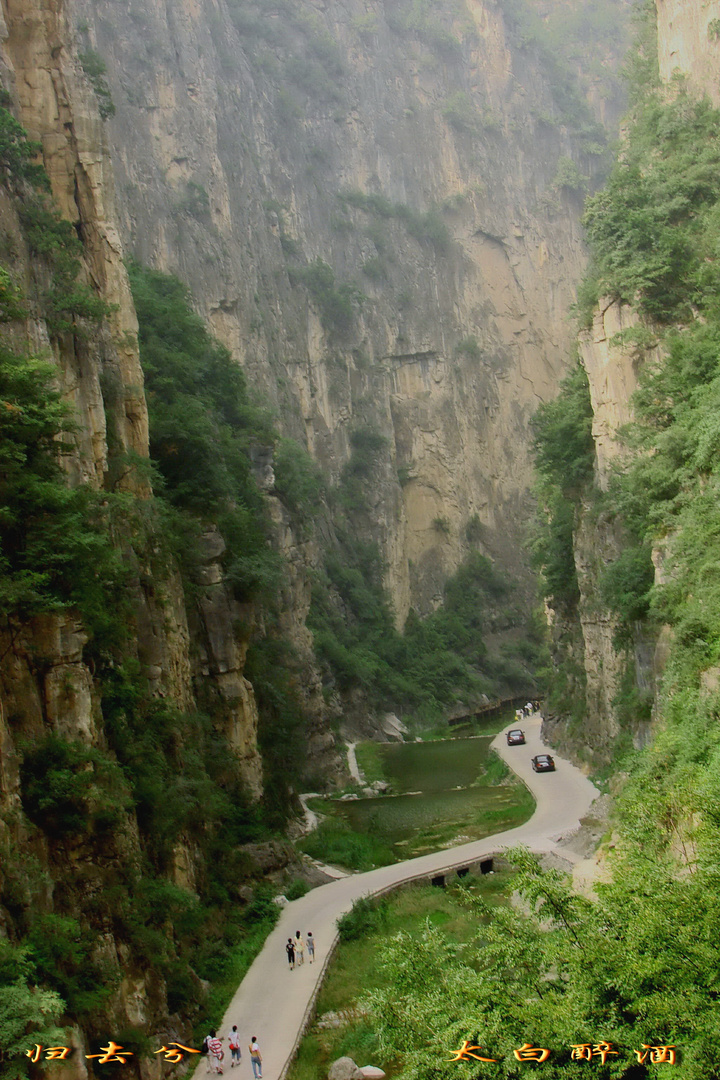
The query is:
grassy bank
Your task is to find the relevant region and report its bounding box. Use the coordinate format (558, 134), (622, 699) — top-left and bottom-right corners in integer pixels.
(288, 871), (515, 1080)
(298, 736), (535, 872)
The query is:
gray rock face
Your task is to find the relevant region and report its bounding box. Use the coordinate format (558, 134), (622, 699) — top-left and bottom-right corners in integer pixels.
(72, 0), (627, 628)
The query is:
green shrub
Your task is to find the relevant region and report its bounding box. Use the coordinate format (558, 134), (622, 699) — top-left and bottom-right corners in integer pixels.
(361, 256), (386, 281)
(531, 362), (595, 496)
(0, 267), (26, 322)
(0, 941), (65, 1080)
(79, 49), (116, 119)
(551, 155), (587, 192)
(177, 181), (210, 218)
(337, 896), (389, 940)
(20, 736), (131, 838)
(26, 914), (115, 1017)
(465, 514), (483, 544)
(290, 258), (363, 338)
(599, 543), (655, 642)
(285, 878), (311, 901)
(20, 195), (112, 336)
(0, 346), (123, 623)
(454, 335), (481, 361)
(0, 105), (48, 189)
(529, 492), (579, 607)
(128, 262), (282, 602)
(300, 818), (394, 872)
(583, 95), (720, 322)
(529, 364), (594, 613)
(442, 91), (480, 134)
(273, 437), (325, 529)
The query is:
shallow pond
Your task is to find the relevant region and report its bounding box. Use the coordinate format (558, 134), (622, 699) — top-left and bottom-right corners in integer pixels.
(332, 728), (533, 859)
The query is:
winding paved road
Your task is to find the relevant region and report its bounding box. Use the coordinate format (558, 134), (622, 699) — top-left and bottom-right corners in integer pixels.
(209, 715), (598, 1080)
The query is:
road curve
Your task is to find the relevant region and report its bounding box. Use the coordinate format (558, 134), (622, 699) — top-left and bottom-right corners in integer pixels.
(210, 716), (598, 1080)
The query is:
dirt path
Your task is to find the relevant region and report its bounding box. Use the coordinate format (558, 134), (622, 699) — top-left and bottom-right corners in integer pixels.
(346, 742), (363, 783)
(201, 716), (598, 1080)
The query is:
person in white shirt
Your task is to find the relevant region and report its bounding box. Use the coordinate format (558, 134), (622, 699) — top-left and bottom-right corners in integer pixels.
(228, 1026), (241, 1068)
(248, 1038), (262, 1079)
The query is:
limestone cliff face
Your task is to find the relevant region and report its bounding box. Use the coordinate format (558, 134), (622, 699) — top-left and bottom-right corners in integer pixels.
(571, 301), (650, 755)
(0, 0), (275, 1042)
(0, 0), (267, 800)
(580, 300), (644, 492)
(657, 0), (720, 104)
(70, 0), (624, 621)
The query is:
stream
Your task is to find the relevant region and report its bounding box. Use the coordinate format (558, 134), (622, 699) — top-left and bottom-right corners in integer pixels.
(331, 720), (534, 859)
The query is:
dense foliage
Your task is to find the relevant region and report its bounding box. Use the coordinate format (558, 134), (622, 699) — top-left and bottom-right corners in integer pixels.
(129, 261), (283, 601)
(0, 348), (121, 624)
(529, 362), (594, 623)
(583, 96), (720, 322)
(366, 845), (720, 1079)
(511, 10), (720, 1076)
(310, 529), (534, 720)
(0, 942), (65, 1080)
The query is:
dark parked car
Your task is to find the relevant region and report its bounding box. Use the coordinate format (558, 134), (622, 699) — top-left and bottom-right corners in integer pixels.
(506, 729), (526, 745)
(531, 754), (555, 772)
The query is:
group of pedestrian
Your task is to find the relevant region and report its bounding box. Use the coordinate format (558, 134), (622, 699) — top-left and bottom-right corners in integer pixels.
(516, 701), (540, 721)
(204, 1029), (262, 1079)
(286, 929), (315, 969)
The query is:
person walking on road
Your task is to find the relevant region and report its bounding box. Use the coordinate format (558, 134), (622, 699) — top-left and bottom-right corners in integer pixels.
(228, 1027), (242, 1068)
(307, 931), (315, 963)
(207, 1032), (224, 1075)
(248, 1038), (262, 1079)
(295, 930), (305, 965)
(286, 937), (295, 969)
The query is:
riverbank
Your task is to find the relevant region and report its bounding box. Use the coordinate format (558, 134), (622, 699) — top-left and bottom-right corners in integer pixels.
(299, 718), (535, 871)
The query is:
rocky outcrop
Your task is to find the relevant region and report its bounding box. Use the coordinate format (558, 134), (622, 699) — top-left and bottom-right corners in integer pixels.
(2, 0), (148, 489)
(580, 300), (644, 491)
(656, 0), (720, 104)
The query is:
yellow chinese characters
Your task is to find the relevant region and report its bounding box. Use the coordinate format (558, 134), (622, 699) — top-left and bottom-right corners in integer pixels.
(448, 1041), (498, 1063)
(85, 1043), (133, 1064)
(25, 1047), (71, 1062)
(154, 1044), (201, 1063)
(635, 1045), (677, 1065)
(513, 1044), (551, 1063)
(570, 1042), (618, 1064)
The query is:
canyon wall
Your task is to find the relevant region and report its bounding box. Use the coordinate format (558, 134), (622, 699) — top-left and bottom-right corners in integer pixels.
(657, 0), (720, 103)
(67, 0), (626, 620)
(0, 0), (629, 1050)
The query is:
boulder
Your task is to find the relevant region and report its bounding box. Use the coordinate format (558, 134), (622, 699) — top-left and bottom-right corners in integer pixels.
(328, 1057), (359, 1080)
(353, 1069), (386, 1080)
(381, 713), (408, 741)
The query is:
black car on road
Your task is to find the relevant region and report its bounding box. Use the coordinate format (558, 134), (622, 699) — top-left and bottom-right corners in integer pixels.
(506, 729), (526, 745)
(531, 754), (555, 772)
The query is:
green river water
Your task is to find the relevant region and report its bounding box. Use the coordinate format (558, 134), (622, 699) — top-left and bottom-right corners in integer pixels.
(331, 724), (534, 859)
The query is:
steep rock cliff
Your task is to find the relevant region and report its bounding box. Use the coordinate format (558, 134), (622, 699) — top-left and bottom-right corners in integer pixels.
(71, 0), (627, 620)
(657, 0), (720, 103)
